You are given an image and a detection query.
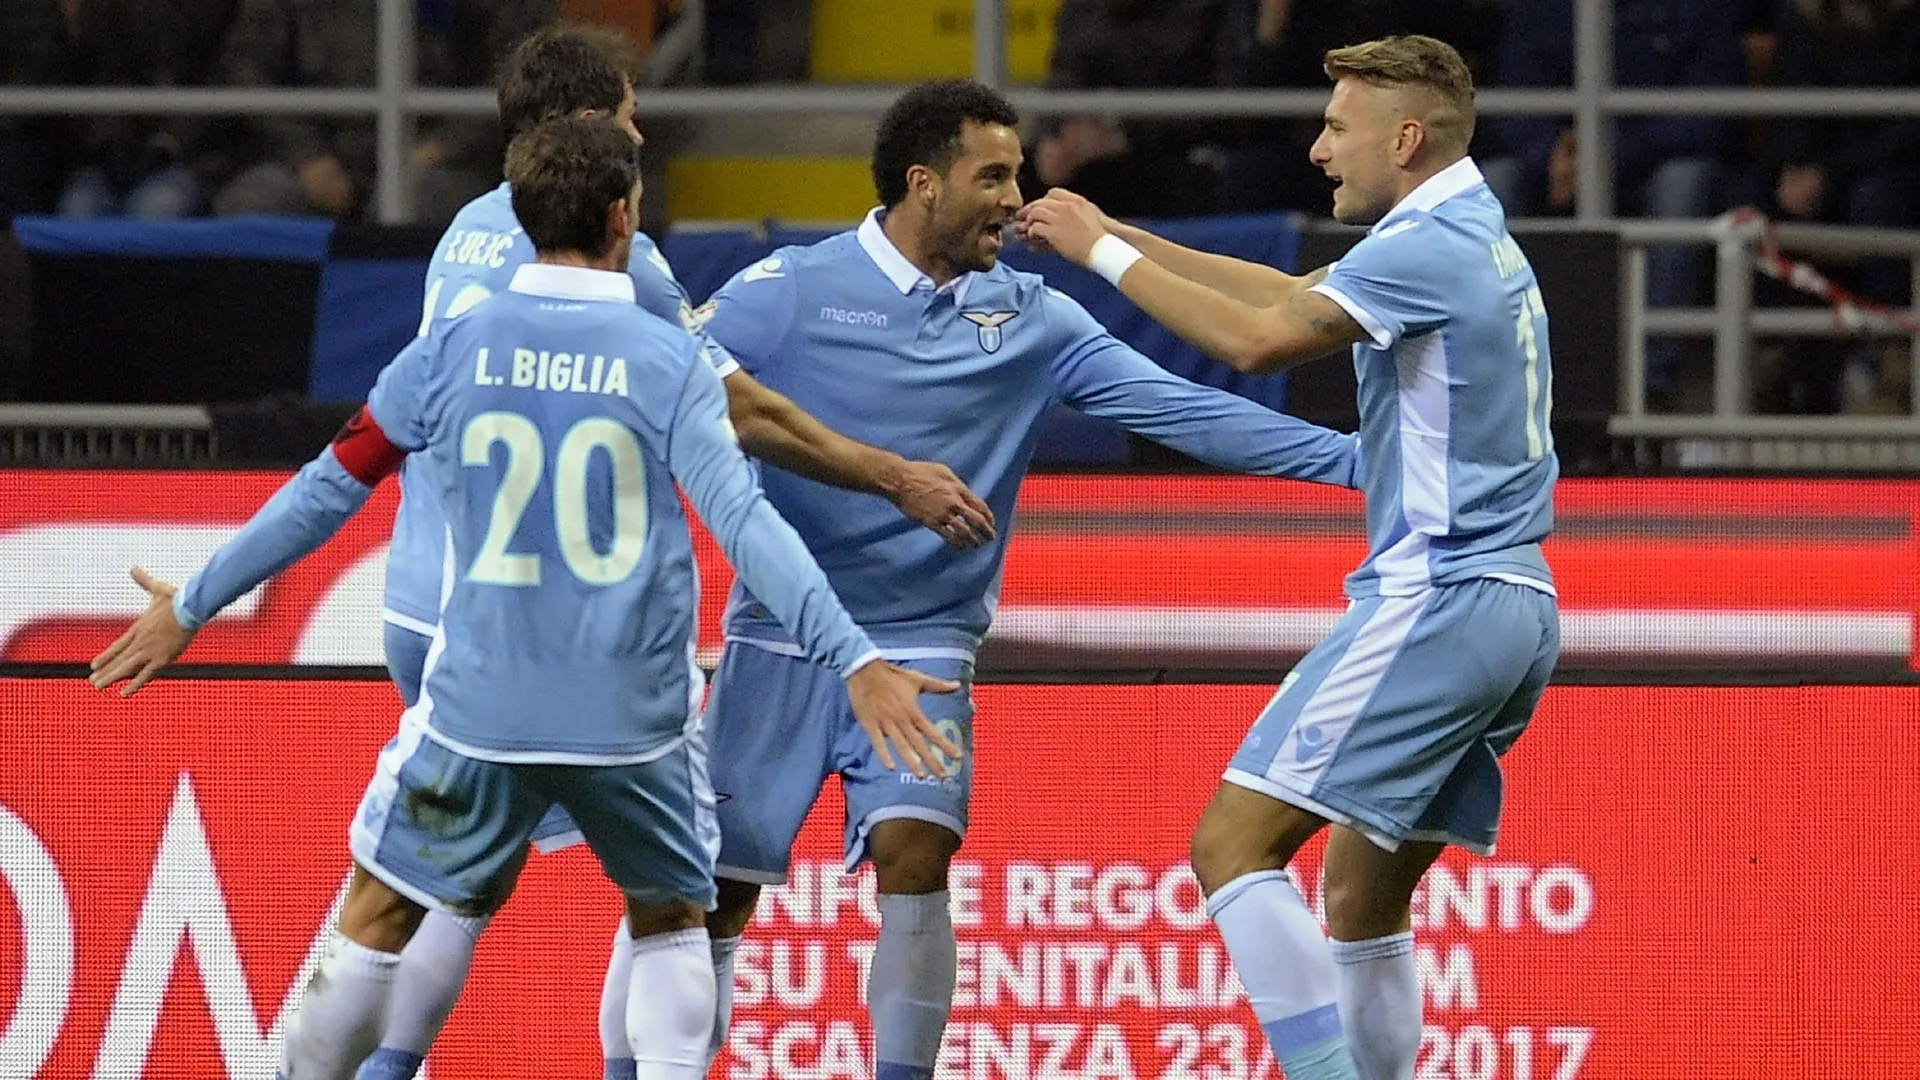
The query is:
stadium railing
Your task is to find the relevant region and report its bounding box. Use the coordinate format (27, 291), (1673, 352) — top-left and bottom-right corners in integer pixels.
(7, 0), (1920, 443)
(3, 0), (1920, 224)
(1607, 218), (1920, 433)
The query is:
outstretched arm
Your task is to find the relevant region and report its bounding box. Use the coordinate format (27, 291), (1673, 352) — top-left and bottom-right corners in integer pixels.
(1022, 191), (1365, 374)
(88, 405), (407, 695)
(1053, 331), (1361, 488)
(1017, 189), (1317, 308)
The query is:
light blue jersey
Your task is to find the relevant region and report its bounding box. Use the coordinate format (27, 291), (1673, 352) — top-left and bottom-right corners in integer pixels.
(383, 184), (742, 635)
(174, 183), (741, 665)
(705, 210), (1364, 659)
(366, 262), (878, 763)
(702, 210), (1364, 883)
(1306, 158), (1558, 599)
(1226, 159), (1561, 855)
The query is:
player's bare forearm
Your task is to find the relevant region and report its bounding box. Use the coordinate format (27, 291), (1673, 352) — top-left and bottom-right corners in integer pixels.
(1113, 258), (1360, 375)
(726, 373), (905, 496)
(1110, 220), (1321, 308)
(724, 372), (995, 546)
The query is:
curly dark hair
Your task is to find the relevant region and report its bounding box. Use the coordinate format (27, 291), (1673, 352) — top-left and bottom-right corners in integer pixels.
(871, 79), (1021, 209)
(496, 25), (642, 144)
(505, 116), (641, 257)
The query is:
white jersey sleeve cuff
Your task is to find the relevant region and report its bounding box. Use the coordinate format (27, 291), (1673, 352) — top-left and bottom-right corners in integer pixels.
(841, 648), (886, 678)
(1309, 283), (1394, 349)
(173, 590), (206, 632)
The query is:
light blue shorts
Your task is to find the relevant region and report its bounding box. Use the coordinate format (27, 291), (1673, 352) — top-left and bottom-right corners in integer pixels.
(706, 642), (974, 885)
(1225, 578), (1560, 854)
(349, 721), (720, 916)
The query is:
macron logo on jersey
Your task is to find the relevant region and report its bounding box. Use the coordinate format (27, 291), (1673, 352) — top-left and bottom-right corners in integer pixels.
(820, 306), (888, 327)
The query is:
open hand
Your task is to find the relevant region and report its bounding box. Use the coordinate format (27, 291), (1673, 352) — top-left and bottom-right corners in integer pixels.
(88, 568), (194, 697)
(891, 459), (995, 549)
(845, 662), (964, 779)
(1016, 188), (1111, 266)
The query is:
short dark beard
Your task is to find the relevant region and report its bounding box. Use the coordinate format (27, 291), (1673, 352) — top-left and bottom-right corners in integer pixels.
(925, 220), (993, 278)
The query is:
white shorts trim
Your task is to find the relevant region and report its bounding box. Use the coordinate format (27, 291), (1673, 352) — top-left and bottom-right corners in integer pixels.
(351, 847), (477, 919)
(1222, 767), (1404, 853)
(381, 609), (437, 637)
(531, 829), (585, 855)
(729, 637), (975, 664)
(715, 862), (788, 886)
(1484, 572), (1557, 598)
(846, 805), (966, 872)
(413, 715), (689, 767)
(1222, 768), (1498, 856)
(1263, 591), (1427, 792)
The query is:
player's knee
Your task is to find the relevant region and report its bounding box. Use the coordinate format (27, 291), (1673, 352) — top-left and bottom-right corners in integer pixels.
(708, 878), (762, 940)
(1323, 873), (1385, 940)
(1324, 871), (1420, 941)
(1189, 808), (1253, 896)
(868, 818), (960, 894)
(1321, 843), (1438, 941)
(1189, 786), (1319, 896)
(626, 895), (707, 938)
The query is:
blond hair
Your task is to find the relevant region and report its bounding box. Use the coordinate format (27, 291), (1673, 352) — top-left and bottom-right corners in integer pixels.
(1323, 35), (1476, 154)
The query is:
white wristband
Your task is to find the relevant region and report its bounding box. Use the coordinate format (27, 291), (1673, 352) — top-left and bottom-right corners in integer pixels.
(1087, 234), (1144, 287)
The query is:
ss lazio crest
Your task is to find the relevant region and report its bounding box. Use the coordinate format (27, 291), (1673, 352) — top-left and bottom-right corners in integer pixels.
(960, 309), (1019, 353)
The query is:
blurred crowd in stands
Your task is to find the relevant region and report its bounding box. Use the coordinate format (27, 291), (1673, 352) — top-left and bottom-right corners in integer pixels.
(1, 0), (1916, 413)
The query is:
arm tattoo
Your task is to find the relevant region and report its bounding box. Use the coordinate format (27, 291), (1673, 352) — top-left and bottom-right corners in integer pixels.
(1288, 288), (1350, 337)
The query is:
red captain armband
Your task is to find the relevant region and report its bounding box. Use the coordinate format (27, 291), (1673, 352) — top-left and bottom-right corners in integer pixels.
(330, 404), (408, 485)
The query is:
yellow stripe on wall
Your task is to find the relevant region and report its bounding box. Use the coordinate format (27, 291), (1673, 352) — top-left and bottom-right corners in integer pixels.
(810, 0), (1061, 83)
(666, 156), (879, 223)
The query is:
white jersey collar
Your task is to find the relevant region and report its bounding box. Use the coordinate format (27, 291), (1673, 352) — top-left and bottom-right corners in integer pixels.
(1371, 156), (1486, 233)
(508, 262), (637, 304)
(857, 208), (975, 305)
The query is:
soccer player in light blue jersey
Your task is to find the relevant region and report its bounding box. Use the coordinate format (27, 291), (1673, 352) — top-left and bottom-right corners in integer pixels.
(91, 118), (962, 1080)
(1022, 35), (1561, 1080)
(88, 27), (988, 1080)
(664, 79), (1370, 1080)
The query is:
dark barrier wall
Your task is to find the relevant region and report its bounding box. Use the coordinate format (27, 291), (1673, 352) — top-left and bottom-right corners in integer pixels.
(8, 217), (1618, 467)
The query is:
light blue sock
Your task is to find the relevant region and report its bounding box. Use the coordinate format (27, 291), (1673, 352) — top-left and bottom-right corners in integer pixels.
(871, 892), (954, 1080)
(1208, 870), (1359, 1080)
(355, 1047), (425, 1080)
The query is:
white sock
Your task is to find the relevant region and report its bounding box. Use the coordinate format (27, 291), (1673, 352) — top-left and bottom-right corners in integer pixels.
(627, 926), (717, 1080)
(1330, 933), (1420, 1080)
(280, 937), (401, 1080)
(870, 892), (956, 1080)
(1208, 871), (1359, 1080)
(707, 935), (743, 1069)
(600, 918), (636, 1065)
(381, 911), (486, 1055)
